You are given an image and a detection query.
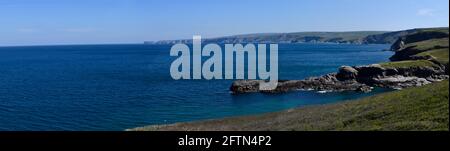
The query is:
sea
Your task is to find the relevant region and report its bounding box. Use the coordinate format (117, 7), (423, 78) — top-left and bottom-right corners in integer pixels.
(0, 43), (393, 130)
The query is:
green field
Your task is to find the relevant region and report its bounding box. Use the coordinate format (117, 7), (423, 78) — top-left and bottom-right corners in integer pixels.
(407, 38), (449, 51)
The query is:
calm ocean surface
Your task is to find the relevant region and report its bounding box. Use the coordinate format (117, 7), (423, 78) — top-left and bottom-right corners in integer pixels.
(0, 44), (393, 130)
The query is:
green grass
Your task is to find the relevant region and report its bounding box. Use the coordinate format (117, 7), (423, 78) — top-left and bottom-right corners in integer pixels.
(404, 38), (449, 51)
(380, 60), (438, 68)
(130, 80), (449, 131)
(420, 27), (450, 34)
(416, 48), (449, 64)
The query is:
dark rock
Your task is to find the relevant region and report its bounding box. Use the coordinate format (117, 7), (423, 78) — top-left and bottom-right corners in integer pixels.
(230, 63), (448, 94)
(336, 66), (358, 80)
(230, 80), (260, 94)
(353, 64), (385, 84)
(391, 38), (406, 51)
(356, 85), (373, 93)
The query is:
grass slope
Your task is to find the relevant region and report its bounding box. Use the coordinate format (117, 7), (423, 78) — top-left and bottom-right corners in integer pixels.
(130, 80), (449, 131)
(380, 60), (438, 68)
(385, 28), (448, 68)
(417, 48), (449, 64)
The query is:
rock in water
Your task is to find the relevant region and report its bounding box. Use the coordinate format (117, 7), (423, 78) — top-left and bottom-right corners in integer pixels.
(230, 80), (260, 94)
(230, 63), (448, 94)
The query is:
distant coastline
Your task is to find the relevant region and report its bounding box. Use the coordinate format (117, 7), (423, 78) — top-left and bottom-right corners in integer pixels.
(144, 27), (448, 45)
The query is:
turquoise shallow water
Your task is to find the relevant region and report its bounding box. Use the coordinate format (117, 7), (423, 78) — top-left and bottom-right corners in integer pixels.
(0, 44), (393, 130)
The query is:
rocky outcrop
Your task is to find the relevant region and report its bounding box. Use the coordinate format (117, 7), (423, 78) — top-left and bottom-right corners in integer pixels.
(231, 75), (372, 94)
(230, 64), (448, 94)
(230, 28), (449, 94)
(336, 66), (358, 80)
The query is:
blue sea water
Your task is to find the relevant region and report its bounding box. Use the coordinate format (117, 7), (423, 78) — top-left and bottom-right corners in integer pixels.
(0, 44), (393, 130)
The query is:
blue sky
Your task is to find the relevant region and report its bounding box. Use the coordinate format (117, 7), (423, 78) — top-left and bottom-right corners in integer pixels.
(0, 0), (448, 46)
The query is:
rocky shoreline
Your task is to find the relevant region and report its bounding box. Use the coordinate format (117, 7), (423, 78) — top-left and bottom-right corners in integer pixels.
(230, 62), (448, 94)
(231, 28), (449, 94)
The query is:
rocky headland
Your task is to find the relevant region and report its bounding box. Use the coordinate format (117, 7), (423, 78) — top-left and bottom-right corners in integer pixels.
(230, 28), (449, 94)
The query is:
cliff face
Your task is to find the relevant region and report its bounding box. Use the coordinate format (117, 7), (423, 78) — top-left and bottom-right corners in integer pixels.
(362, 29), (419, 44)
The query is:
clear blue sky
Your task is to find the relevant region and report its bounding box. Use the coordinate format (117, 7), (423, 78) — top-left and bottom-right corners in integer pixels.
(0, 0), (448, 46)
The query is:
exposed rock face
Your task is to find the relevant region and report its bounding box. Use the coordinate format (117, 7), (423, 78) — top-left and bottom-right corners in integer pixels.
(230, 80), (260, 93)
(336, 66), (358, 80)
(230, 74), (372, 94)
(230, 63), (448, 94)
(372, 76), (432, 89)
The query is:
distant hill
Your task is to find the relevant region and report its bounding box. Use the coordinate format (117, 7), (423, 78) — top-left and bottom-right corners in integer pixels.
(147, 31), (389, 45)
(145, 27), (449, 45)
(364, 27), (449, 45)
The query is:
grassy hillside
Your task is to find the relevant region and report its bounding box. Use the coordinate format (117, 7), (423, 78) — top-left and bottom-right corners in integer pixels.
(380, 60), (438, 68)
(130, 80), (449, 131)
(364, 27), (449, 44)
(417, 48), (449, 64)
(388, 28), (449, 67)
